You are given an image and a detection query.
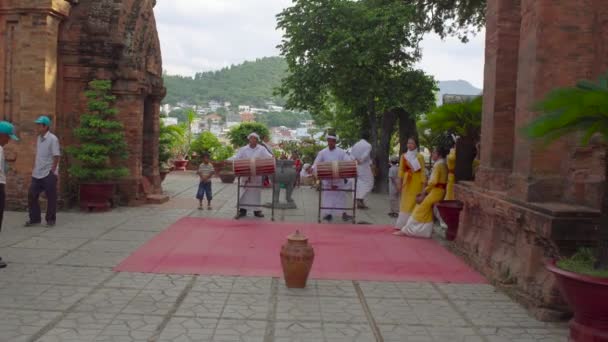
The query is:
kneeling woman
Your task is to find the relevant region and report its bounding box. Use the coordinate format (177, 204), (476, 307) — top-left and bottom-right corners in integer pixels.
(393, 145), (449, 238)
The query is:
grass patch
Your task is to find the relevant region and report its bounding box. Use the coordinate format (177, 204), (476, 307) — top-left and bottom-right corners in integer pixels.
(557, 248), (608, 278)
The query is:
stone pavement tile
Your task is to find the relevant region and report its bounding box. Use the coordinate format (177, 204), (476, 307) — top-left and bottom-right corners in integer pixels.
(13, 236), (89, 250)
(0, 282), (52, 296)
(191, 275), (236, 293)
(316, 280), (357, 297)
(366, 297), (420, 325)
(143, 274), (193, 292)
(0, 247), (69, 264)
(211, 319), (267, 342)
(105, 272), (156, 289)
(37, 327), (102, 342)
(0, 308), (61, 342)
(378, 324), (434, 342)
(477, 325), (569, 342)
(231, 276), (273, 295)
(0, 264), (40, 282)
(81, 240), (145, 253)
(276, 295), (322, 321)
(319, 297), (367, 323)
(453, 300), (547, 328)
(37, 312), (114, 342)
(99, 229), (159, 241)
(436, 284), (511, 302)
(94, 314), (164, 342)
(122, 289), (180, 316)
(273, 321), (323, 342)
(358, 281), (402, 298)
(54, 250), (129, 268)
(396, 282), (443, 300)
(157, 317), (217, 342)
(0, 285), (91, 311)
(38, 227), (109, 239)
(277, 279), (318, 297)
(407, 299), (468, 326)
(73, 288), (140, 313)
(0, 230), (43, 247)
(427, 326), (485, 341)
(323, 322), (374, 342)
(18, 265), (112, 287)
(222, 293), (271, 320)
(175, 291), (229, 318)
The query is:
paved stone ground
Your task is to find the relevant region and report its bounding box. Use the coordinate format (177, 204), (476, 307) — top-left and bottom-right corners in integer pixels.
(0, 172), (568, 341)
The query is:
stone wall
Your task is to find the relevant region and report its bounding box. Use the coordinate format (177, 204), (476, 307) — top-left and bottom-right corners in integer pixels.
(0, 0), (165, 208)
(456, 0), (607, 320)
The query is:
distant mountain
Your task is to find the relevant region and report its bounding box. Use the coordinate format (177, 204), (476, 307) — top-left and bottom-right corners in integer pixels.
(436, 80), (483, 105)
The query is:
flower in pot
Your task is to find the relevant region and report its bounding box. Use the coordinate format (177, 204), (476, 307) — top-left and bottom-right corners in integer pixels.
(67, 80), (129, 211)
(526, 72), (608, 341)
(211, 144), (235, 183)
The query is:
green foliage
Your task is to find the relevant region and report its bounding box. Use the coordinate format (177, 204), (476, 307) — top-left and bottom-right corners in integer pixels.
(190, 131), (222, 156)
(255, 111), (312, 129)
(159, 120), (185, 169)
(167, 108), (190, 123)
(163, 57), (287, 107)
(525, 73), (608, 144)
(558, 248), (608, 278)
(210, 144), (235, 161)
(299, 139), (325, 164)
(227, 122), (270, 147)
(67, 80), (128, 182)
(408, 0), (486, 43)
(420, 96), (482, 139)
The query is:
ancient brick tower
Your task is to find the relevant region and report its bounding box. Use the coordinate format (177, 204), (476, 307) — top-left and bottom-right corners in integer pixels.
(0, 0), (165, 208)
(456, 0), (608, 319)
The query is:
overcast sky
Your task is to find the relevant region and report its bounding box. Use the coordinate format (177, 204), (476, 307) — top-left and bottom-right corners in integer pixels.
(154, 0), (485, 89)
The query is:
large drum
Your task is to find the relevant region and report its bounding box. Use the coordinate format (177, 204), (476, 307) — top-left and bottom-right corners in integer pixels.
(315, 160), (357, 179)
(233, 158), (276, 177)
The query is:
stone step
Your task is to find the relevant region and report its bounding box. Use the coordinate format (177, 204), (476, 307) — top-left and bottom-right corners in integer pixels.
(146, 194), (169, 204)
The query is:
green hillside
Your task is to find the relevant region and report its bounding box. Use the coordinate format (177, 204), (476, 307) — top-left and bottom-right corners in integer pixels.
(163, 57), (287, 108)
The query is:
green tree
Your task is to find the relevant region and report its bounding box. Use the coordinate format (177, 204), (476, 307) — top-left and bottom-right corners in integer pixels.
(159, 119), (185, 169)
(67, 80), (129, 181)
(190, 131), (222, 156)
(408, 0), (486, 42)
(227, 122), (270, 147)
(210, 144), (235, 161)
(525, 73), (608, 271)
(168, 108), (190, 123)
(420, 96), (482, 180)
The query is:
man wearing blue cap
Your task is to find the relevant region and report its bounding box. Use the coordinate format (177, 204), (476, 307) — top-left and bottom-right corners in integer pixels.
(25, 116), (60, 227)
(0, 121), (19, 268)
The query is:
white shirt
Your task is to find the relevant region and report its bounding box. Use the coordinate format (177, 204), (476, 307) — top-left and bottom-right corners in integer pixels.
(33, 131), (61, 179)
(0, 146), (6, 184)
(234, 144), (273, 160)
(350, 139), (372, 166)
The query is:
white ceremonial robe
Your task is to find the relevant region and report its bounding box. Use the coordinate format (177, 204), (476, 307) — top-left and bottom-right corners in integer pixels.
(350, 139), (374, 200)
(234, 144), (273, 210)
(312, 147), (352, 217)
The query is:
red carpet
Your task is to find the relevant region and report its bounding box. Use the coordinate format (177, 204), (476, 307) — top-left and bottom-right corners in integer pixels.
(114, 217), (486, 283)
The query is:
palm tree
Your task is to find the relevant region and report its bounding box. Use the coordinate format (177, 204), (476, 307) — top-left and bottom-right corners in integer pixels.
(525, 73), (608, 270)
(420, 96), (482, 180)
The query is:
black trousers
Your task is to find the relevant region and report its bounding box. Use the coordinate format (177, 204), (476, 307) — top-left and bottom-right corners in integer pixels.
(28, 173), (57, 223)
(0, 184), (5, 231)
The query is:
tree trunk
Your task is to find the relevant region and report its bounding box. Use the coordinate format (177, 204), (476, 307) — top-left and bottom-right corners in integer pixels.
(397, 109), (417, 155)
(595, 147), (608, 269)
(455, 135), (476, 181)
(375, 110), (398, 193)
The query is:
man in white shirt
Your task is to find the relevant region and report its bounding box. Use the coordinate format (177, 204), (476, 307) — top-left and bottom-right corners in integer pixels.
(350, 133), (374, 209)
(234, 132), (273, 218)
(0, 121), (19, 268)
(25, 116), (60, 227)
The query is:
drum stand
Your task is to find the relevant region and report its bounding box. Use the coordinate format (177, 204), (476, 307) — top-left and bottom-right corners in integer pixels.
(235, 175), (276, 221)
(317, 178), (357, 224)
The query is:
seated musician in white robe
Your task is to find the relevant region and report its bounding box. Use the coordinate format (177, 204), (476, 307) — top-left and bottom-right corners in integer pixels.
(234, 132), (273, 218)
(311, 131), (354, 222)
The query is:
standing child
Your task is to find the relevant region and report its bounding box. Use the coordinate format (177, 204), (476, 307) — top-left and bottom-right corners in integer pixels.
(0, 121), (19, 268)
(196, 152), (214, 210)
(388, 156), (400, 217)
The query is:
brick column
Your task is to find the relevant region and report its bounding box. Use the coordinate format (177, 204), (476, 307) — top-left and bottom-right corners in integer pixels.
(509, 0), (607, 203)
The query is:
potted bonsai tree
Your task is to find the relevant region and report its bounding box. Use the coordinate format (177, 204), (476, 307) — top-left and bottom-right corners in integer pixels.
(173, 109), (195, 171)
(211, 144), (236, 183)
(67, 80), (129, 211)
(525, 72), (608, 341)
(158, 119), (183, 182)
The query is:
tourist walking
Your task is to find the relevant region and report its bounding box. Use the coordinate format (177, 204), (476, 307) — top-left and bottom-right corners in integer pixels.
(0, 121), (19, 268)
(388, 156), (400, 217)
(26, 116), (60, 227)
(350, 134), (373, 209)
(311, 129), (353, 222)
(394, 145), (450, 238)
(394, 137), (426, 229)
(234, 132), (273, 218)
(196, 152), (214, 210)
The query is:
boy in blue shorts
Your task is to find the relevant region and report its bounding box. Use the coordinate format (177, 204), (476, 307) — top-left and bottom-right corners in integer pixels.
(196, 152), (214, 210)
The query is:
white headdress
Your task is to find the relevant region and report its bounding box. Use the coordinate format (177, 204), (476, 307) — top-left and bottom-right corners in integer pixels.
(247, 132), (260, 140)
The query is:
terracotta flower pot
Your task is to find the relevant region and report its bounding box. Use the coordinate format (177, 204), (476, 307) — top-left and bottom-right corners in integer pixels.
(436, 200), (464, 241)
(173, 159), (188, 171)
(219, 172), (235, 183)
(546, 260), (608, 341)
(79, 183), (115, 212)
(280, 230), (315, 288)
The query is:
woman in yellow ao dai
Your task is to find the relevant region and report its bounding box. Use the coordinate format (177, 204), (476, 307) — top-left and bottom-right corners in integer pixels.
(394, 146), (449, 238)
(394, 138), (426, 229)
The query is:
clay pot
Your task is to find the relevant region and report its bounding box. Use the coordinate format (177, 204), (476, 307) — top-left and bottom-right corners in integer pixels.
(79, 183), (115, 212)
(173, 159), (188, 171)
(280, 230), (315, 288)
(546, 261), (608, 342)
(436, 200), (464, 241)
